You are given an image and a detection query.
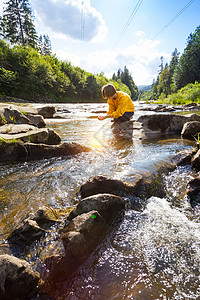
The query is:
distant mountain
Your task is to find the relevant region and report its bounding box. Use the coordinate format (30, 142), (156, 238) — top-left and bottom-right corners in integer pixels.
(138, 85), (152, 91)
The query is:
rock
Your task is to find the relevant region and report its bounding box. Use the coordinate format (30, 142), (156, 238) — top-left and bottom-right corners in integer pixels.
(0, 254), (39, 300)
(186, 177), (200, 206)
(44, 211), (109, 287)
(3, 107), (34, 125)
(191, 149), (200, 170)
(0, 113), (6, 125)
(181, 121), (200, 139)
(25, 141), (90, 159)
(0, 127), (61, 145)
(80, 173), (166, 204)
(0, 140), (28, 161)
(68, 194), (125, 225)
(0, 141), (90, 162)
(183, 102), (197, 107)
(137, 113), (200, 136)
(7, 207), (60, 254)
(111, 120), (134, 139)
(37, 106), (56, 118)
(0, 124), (36, 134)
(25, 113), (46, 128)
(80, 175), (142, 199)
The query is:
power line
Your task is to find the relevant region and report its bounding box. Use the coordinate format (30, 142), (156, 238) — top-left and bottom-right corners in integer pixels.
(113, 0), (144, 48)
(81, 0), (85, 42)
(152, 0), (196, 40)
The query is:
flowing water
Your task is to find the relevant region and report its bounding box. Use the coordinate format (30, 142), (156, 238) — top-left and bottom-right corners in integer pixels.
(0, 102), (200, 299)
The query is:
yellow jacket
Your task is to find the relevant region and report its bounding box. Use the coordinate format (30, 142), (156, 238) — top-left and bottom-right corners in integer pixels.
(107, 91), (135, 118)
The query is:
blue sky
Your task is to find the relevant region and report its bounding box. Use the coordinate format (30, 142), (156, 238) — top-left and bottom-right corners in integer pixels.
(1, 0), (200, 85)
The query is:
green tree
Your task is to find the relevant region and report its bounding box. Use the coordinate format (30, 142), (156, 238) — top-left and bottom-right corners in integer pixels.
(1, 0), (38, 48)
(168, 48), (179, 92)
(38, 34), (52, 56)
(174, 25), (200, 89)
(120, 66), (138, 100)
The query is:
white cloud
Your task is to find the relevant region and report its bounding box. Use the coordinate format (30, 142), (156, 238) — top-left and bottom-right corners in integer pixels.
(135, 30), (146, 37)
(0, 1), (5, 16)
(56, 38), (171, 85)
(31, 0), (107, 42)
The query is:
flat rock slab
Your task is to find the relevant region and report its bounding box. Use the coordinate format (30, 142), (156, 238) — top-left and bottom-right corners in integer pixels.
(0, 124), (37, 134)
(0, 141), (90, 161)
(0, 128), (61, 145)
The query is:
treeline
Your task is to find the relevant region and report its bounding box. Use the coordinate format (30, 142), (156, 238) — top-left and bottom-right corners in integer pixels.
(0, 40), (133, 102)
(0, 0), (134, 102)
(140, 25), (200, 104)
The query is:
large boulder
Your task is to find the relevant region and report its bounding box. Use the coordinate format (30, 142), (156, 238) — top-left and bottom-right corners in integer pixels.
(0, 140), (90, 161)
(0, 254), (39, 300)
(3, 107), (34, 126)
(37, 106), (56, 118)
(137, 113), (200, 136)
(181, 121), (200, 139)
(44, 210), (109, 289)
(0, 106), (46, 127)
(68, 194), (125, 225)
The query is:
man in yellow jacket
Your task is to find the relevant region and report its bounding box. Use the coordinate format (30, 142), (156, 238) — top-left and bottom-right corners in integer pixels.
(98, 83), (135, 122)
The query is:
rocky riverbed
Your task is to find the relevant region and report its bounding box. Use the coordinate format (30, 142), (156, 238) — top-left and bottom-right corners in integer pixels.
(0, 101), (200, 299)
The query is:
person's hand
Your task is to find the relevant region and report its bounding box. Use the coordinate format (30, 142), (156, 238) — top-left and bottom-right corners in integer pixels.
(98, 115), (107, 120)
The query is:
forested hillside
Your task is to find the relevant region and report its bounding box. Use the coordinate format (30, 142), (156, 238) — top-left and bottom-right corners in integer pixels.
(0, 0), (135, 103)
(140, 25), (200, 104)
(0, 40), (133, 102)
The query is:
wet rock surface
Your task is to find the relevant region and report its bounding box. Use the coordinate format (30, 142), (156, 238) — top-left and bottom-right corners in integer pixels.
(181, 121), (200, 139)
(187, 177), (200, 207)
(0, 254), (40, 300)
(68, 193), (125, 225)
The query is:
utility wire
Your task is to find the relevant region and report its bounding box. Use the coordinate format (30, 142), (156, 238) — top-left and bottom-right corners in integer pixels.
(152, 0), (196, 40)
(81, 0), (85, 42)
(113, 0), (144, 48)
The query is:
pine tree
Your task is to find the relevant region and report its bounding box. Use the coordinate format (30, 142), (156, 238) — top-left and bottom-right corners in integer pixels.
(1, 0), (38, 48)
(174, 25), (200, 89)
(38, 34), (52, 55)
(120, 66), (138, 100)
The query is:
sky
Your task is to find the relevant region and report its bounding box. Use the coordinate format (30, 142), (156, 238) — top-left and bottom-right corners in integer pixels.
(1, 0), (200, 86)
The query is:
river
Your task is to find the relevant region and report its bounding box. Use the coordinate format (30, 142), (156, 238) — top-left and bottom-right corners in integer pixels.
(0, 102), (199, 299)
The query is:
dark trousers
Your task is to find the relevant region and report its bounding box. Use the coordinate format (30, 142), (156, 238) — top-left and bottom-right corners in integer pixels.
(114, 112), (134, 123)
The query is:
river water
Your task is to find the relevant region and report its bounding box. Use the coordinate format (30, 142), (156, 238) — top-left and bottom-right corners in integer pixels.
(0, 102), (200, 299)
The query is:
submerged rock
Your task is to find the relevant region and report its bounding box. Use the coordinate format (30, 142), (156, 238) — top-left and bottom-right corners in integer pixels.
(0, 254), (39, 300)
(68, 193), (125, 225)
